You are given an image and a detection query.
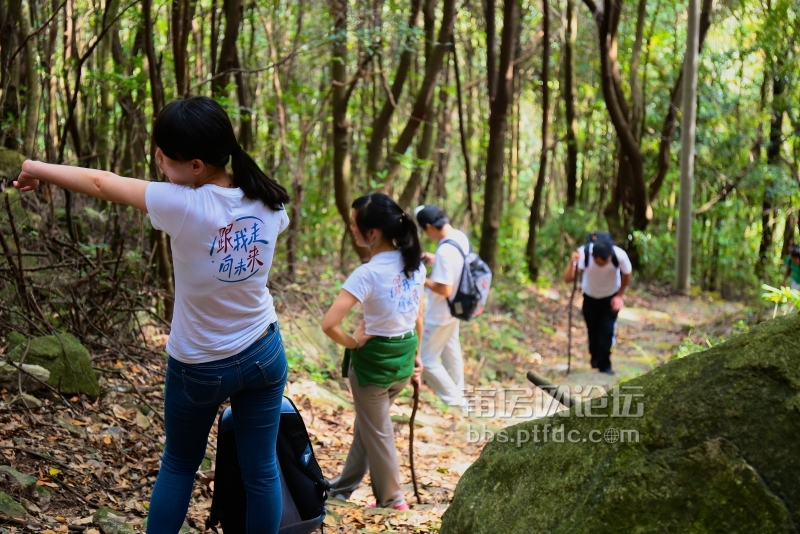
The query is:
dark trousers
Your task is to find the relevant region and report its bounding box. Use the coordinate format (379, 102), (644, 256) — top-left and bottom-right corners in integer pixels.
(582, 294), (618, 372)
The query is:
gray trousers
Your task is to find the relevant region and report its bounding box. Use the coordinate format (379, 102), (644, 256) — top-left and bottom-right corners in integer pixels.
(329, 367), (409, 508)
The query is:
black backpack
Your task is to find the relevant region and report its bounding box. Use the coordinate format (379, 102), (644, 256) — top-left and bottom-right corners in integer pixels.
(584, 232), (619, 269)
(439, 239), (492, 321)
(206, 397), (329, 534)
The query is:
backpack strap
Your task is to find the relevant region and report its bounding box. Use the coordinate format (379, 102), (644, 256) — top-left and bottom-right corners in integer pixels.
(439, 238), (469, 257)
(438, 239), (469, 306)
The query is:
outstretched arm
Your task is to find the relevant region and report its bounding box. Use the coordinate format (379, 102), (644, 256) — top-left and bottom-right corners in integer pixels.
(14, 160), (149, 212)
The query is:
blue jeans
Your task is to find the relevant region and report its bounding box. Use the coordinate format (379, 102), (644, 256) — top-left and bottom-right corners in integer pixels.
(146, 322), (288, 534)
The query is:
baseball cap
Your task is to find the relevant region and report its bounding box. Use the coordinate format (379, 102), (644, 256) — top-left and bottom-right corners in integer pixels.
(414, 205), (449, 229)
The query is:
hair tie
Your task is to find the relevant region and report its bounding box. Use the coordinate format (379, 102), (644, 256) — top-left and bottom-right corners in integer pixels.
(231, 144), (244, 157)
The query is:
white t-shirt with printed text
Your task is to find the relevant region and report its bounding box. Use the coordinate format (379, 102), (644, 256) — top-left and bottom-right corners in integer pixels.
(425, 229), (470, 325)
(341, 250), (426, 337)
(146, 182), (289, 363)
(576, 244), (633, 299)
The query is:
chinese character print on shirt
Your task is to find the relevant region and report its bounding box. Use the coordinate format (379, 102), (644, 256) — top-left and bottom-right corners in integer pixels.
(391, 272), (422, 315)
(210, 216), (270, 283)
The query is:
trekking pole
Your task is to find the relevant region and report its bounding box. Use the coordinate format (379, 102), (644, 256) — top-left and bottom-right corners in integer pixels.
(567, 262), (579, 376)
(409, 380), (422, 504)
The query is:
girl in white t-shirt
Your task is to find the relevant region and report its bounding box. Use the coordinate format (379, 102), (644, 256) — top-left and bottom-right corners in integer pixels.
(322, 193), (426, 510)
(15, 96), (291, 534)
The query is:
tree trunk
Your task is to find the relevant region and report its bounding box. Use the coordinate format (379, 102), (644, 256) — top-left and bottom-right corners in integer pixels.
(382, 0), (457, 190)
(757, 68), (784, 279)
(365, 0), (423, 176)
(97, 0), (120, 169)
(20, 0), (41, 157)
(213, 0), (244, 96)
(1, 0), (22, 150)
(525, 0), (549, 280)
(647, 0), (713, 202)
(143, 0), (174, 319)
(782, 212), (796, 260)
(508, 19), (521, 205)
(675, 0), (701, 293)
(234, 54), (252, 149)
(329, 0), (363, 262)
(172, 0), (197, 97)
(629, 0), (647, 140)
(44, 0), (59, 162)
(452, 44), (476, 224)
(478, 0), (519, 271)
(397, 5), (442, 209)
(142, 0), (164, 114)
(564, 0), (578, 207)
(485, 0), (497, 101)
(597, 0), (649, 231)
(210, 0), (219, 75)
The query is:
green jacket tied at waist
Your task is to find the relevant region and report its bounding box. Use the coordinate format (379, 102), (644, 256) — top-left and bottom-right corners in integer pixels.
(342, 331), (417, 388)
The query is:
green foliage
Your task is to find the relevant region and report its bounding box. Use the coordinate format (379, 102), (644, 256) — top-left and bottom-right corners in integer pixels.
(674, 319), (750, 359)
(285, 345), (334, 383)
(761, 284), (800, 318)
(461, 316), (529, 383)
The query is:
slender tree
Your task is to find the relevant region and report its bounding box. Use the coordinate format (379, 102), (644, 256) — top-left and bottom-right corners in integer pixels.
(526, 0), (550, 279)
(365, 0), (423, 176)
(479, 0), (519, 271)
(757, 65), (785, 279)
(676, 0), (701, 292)
(564, 0), (578, 208)
(20, 0), (41, 157)
(381, 0), (457, 190)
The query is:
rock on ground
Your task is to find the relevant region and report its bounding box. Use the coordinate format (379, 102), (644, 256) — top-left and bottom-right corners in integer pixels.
(94, 506), (136, 534)
(442, 313), (800, 533)
(0, 465), (37, 490)
(0, 361), (50, 392)
(0, 491), (29, 520)
(5, 332), (100, 397)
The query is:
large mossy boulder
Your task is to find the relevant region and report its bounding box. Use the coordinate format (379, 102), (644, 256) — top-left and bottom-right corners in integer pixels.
(5, 333), (100, 397)
(442, 314), (800, 533)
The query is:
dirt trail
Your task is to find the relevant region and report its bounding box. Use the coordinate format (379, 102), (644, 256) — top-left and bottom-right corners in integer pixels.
(276, 288), (746, 533)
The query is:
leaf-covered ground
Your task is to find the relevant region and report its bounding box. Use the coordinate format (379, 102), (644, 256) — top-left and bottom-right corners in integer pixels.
(0, 284), (750, 532)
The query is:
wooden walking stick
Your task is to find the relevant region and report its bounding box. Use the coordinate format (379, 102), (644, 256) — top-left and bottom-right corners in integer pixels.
(409, 379), (422, 504)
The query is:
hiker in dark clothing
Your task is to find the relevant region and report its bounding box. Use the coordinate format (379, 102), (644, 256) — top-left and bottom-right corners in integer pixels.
(563, 240), (633, 375)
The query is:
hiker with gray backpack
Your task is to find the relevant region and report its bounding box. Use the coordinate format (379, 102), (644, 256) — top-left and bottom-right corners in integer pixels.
(414, 205), (491, 409)
(563, 233), (632, 375)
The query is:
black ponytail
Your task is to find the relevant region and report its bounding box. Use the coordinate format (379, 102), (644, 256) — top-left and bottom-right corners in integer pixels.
(352, 193), (422, 278)
(230, 148), (290, 210)
(153, 96), (290, 211)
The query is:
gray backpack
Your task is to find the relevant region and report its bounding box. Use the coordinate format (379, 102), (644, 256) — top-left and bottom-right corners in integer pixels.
(440, 239), (492, 320)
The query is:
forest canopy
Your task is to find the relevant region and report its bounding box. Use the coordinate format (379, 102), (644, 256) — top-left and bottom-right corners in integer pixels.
(0, 0), (798, 304)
